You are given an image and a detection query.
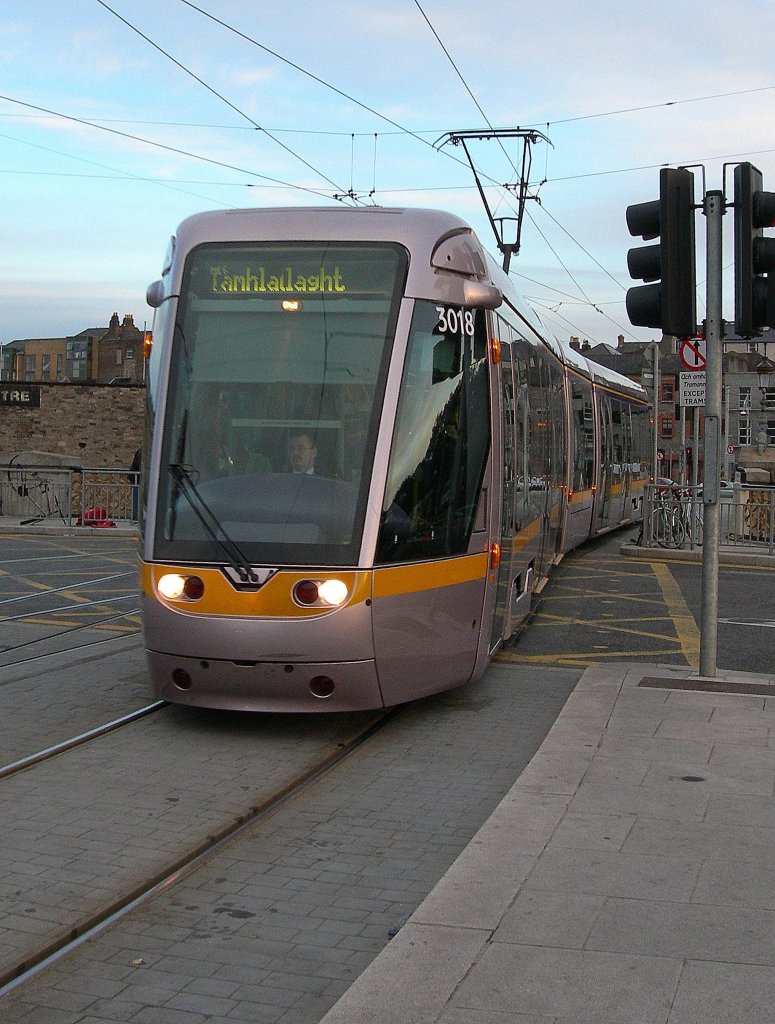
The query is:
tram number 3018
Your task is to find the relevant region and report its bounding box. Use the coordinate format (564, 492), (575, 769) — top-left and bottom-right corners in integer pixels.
(436, 305), (476, 336)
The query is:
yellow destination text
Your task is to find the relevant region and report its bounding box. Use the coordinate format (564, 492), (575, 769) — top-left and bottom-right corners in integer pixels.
(209, 265), (347, 295)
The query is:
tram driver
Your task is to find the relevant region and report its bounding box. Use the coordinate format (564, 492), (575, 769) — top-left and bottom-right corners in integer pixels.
(287, 433), (318, 475)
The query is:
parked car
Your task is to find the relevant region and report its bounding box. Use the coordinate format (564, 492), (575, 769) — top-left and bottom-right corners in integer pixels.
(695, 479), (735, 502)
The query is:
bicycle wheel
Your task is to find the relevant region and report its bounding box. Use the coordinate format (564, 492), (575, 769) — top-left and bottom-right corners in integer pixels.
(651, 507), (686, 548)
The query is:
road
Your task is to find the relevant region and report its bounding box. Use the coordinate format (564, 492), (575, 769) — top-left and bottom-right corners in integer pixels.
(1, 528), (772, 1022)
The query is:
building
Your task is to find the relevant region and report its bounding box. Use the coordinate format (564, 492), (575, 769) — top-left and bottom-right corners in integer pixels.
(1, 314), (145, 385)
(1, 337), (66, 382)
(94, 313), (144, 384)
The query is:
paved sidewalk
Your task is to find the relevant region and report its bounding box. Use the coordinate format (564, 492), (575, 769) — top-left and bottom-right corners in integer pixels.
(320, 660), (775, 1024)
(0, 515), (137, 537)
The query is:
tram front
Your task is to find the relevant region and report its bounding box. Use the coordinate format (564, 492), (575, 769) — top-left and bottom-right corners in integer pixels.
(140, 208), (502, 711)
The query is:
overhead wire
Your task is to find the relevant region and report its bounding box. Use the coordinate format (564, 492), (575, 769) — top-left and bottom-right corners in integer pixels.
(7, 5), (762, 340)
(410, 0), (623, 337)
(529, 84), (775, 129)
(0, 93), (337, 202)
(175, 0), (476, 181)
(3, 75), (773, 136)
(94, 0), (349, 199)
(0, 129), (245, 208)
(164, 0), (621, 336)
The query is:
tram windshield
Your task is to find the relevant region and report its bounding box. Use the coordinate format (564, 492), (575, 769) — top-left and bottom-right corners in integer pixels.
(376, 300), (490, 562)
(154, 242), (406, 566)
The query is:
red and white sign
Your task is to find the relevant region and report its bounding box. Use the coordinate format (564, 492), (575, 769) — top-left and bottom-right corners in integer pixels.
(679, 337), (706, 371)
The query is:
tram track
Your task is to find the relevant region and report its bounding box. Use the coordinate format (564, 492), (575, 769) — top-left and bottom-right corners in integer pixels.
(0, 706), (399, 996)
(0, 700), (166, 781)
(0, 549), (138, 645)
(0, 610), (141, 673)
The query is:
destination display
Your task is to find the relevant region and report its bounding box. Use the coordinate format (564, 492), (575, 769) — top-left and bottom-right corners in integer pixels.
(208, 264), (347, 295)
(187, 244), (404, 301)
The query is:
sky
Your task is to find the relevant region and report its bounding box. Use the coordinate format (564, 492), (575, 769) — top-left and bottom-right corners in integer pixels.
(1, 0), (774, 348)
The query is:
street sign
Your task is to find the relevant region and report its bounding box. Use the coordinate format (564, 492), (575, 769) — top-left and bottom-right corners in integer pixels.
(679, 337), (707, 370)
(0, 385), (41, 407)
(679, 371), (706, 407)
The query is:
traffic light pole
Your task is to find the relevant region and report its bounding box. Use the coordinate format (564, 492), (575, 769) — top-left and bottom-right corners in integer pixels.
(699, 190), (724, 678)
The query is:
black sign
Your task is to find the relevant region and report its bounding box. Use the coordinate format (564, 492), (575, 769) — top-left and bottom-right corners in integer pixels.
(0, 385), (41, 408)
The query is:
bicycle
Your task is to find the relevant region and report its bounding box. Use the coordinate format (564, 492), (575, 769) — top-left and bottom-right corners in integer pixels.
(649, 493), (686, 548)
(674, 488), (703, 548)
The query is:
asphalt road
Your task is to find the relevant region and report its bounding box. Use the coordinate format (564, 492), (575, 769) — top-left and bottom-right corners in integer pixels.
(498, 531), (774, 675)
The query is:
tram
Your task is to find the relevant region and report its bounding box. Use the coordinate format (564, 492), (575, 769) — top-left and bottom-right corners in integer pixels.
(139, 206), (649, 712)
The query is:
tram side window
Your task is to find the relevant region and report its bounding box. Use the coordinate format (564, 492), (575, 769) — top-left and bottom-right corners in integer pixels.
(571, 378), (594, 491)
(376, 300), (489, 563)
(631, 404), (649, 478)
(611, 400), (624, 481)
(509, 335), (531, 510)
(598, 394), (613, 494)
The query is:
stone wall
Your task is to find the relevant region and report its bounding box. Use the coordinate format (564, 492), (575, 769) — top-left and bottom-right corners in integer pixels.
(0, 383), (145, 468)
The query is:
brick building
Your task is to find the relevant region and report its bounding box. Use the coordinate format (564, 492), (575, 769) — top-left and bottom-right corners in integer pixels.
(1, 313), (145, 385)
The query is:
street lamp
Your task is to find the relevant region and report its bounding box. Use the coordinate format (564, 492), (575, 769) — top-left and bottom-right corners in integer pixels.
(755, 354), (775, 396)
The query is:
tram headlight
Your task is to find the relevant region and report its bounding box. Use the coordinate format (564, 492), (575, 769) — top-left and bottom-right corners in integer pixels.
(158, 573), (205, 601)
(317, 578), (348, 607)
(293, 578), (348, 608)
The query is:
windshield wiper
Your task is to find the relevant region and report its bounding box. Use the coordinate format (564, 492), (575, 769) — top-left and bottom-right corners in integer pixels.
(169, 463), (258, 585)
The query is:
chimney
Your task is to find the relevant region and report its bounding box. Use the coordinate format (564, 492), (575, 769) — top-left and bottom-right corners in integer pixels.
(570, 336), (580, 350)
(618, 334), (625, 351)
(581, 339), (590, 352)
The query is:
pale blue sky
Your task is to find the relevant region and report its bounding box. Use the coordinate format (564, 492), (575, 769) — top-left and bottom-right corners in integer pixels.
(1, 0), (773, 346)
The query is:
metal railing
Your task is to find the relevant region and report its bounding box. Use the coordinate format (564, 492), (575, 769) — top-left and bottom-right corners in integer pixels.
(0, 464), (139, 527)
(79, 467), (139, 525)
(641, 483), (775, 554)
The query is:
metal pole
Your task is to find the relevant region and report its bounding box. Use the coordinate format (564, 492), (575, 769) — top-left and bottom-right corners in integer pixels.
(680, 406), (686, 485)
(723, 384), (731, 480)
(699, 190), (724, 678)
(652, 342), (659, 481)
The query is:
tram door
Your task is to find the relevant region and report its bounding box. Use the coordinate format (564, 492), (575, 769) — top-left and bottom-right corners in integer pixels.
(490, 348), (516, 648)
(544, 360), (567, 559)
(594, 393), (613, 531)
(490, 337), (534, 650)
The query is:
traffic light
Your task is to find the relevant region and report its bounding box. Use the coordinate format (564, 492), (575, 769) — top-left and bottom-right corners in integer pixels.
(734, 162), (775, 338)
(626, 167), (696, 337)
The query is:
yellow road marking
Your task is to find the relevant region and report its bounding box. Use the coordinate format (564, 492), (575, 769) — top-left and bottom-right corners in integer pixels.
(651, 561), (700, 666)
(495, 648), (685, 666)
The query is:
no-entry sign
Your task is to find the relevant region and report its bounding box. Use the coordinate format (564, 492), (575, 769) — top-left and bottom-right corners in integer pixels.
(679, 337), (707, 370)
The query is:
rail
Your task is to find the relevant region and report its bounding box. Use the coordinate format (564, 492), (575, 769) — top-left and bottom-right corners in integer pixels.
(0, 464), (139, 527)
(641, 482), (775, 554)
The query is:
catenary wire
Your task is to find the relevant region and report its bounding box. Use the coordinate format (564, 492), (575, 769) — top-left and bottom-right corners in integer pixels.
(94, 0), (349, 198)
(407, 0), (615, 331)
(0, 94), (340, 203)
(8, 6), (755, 337)
(3, 82), (772, 137)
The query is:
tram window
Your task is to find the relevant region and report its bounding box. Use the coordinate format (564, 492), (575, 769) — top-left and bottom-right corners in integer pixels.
(432, 334), (462, 382)
(376, 300), (490, 563)
(155, 242), (406, 565)
(571, 377), (594, 491)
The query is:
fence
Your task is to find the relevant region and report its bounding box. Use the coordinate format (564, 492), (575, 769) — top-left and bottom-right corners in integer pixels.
(4, 465), (773, 548)
(641, 483), (775, 555)
(0, 465), (138, 527)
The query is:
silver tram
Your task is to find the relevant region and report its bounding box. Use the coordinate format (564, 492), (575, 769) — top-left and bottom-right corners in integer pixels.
(140, 207), (649, 712)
